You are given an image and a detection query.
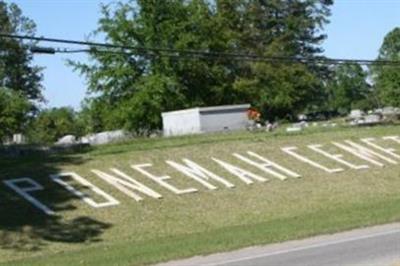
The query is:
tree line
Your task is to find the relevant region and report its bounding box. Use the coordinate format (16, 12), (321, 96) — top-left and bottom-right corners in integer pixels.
(1, 0), (400, 143)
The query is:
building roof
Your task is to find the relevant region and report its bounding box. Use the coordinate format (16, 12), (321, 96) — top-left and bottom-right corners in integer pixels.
(162, 104), (250, 117)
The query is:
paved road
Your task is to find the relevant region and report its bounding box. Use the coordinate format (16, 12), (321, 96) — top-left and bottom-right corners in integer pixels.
(157, 223), (400, 266)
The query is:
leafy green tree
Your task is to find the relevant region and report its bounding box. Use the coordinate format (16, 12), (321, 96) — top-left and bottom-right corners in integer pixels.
(372, 27), (400, 107)
(327, 63), (374, 114)
(72, 0), (333, 131)
(27, 107), (82, 144)
(0, 1), (44, 141)
(233, 0), (333, 120)
(0, 1), (43, 101)
(76, 99), (107, 135)
(0, 88), (32, 142)
(234, 63), (320, 120)
(72, 0), (234, 133)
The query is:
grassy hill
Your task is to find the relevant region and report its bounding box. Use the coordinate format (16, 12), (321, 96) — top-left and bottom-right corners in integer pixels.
(1, 125), (400, 265)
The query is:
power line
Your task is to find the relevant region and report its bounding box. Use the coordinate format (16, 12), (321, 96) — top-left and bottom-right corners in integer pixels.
(1, 33), (399, 66)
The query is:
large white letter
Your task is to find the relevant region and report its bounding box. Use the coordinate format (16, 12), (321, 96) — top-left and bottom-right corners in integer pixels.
(247, 151), (301, 178)
(212, 157), (268, 185)
(131, 164), (198, 194)
(51, 172), (120, 208)
(233, 151), (300, 180)
(166, 159), (235, 190)
(91, 168), (162, 201)
(308, 144), (369, 170)
(383, 135), (400, 145)
(361, 137), (400, 159)
(282, 146), (344, 173)
(333, 140), (398, 167)
(3, 178), (55, 215)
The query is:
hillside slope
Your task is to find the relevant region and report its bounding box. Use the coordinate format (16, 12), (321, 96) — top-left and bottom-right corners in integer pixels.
(1, 125), (400, 265)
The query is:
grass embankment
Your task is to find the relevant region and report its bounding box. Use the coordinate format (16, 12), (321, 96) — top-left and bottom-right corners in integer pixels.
(1, 125), (400, 265)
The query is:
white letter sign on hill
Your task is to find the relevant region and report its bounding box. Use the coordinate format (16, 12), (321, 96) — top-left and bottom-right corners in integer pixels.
(166, 159), (235, 190)
(91, 168), (162, 201)
(4, 134), (400, 215)
(51, 173), (120, 208)
(247, 151), (301, 178)
(333, 140), (398, 167)
(383, 136), (400, 145)
(308, 144), (369, 170)
(361, 138), (400, 159)
(3, 178), (55, 215)
(282, 146), (344, 173)
(233, 152), (297, 181)
(131, 164), (198, 194)
(212, 157), (268, 185)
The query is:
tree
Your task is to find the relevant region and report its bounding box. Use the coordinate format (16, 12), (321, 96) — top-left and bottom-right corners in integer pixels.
(0, 1), (44, 141)
(72, 0), (333, 131)
(232, 0), (333, 120)
(327, 63), (374, 114)
(0, 1), (43, 101)
(27, 107), (82, 144)
(71, 0), (232, 133)
(372, 27), (400, 107)
(234, 62), (321, 120)
(0, 88), (32, 141)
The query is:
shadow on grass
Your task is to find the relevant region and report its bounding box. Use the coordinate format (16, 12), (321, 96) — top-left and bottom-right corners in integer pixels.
(0, 151), (111, 252)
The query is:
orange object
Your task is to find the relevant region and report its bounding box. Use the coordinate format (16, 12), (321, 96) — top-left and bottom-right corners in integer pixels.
(247, 108), (261, 121)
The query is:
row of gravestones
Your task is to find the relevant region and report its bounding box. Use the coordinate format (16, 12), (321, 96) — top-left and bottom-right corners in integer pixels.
(348, 107), (400, 126)
(55, 130), (128, 147)
(286, 106), (400, 132)
(6, 107), (400, 147)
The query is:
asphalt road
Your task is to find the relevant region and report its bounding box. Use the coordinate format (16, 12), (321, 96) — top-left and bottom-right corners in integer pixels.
(158, 223), (400, 266)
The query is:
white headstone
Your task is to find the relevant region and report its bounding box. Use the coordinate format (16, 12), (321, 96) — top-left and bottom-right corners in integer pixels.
(349, 109), (364, 119)
(82, 130), (127, 146)
(55, 135), (77, 146)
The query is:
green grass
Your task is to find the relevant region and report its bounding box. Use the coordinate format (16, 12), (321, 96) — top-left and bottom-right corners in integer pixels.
(1, 125), (400, 265)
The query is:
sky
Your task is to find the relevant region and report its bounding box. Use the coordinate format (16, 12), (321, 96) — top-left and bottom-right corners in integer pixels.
(10, 0), (400, 109)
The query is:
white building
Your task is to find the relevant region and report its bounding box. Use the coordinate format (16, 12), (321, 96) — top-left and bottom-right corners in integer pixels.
(162, 104), (251, 136)
(2, 134), (26, 145)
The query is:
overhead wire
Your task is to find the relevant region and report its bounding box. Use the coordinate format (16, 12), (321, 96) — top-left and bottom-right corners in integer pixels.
(1, 33), (399, 66)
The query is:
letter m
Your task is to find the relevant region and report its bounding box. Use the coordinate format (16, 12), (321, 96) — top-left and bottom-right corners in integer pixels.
(166, 159), (235, 190)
